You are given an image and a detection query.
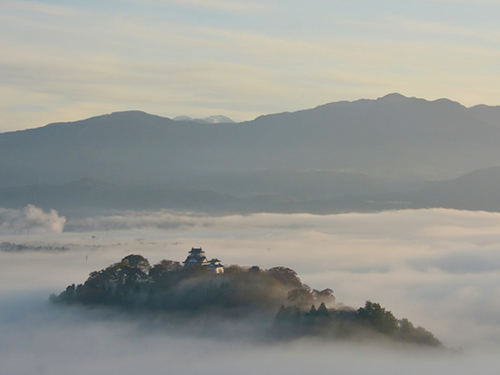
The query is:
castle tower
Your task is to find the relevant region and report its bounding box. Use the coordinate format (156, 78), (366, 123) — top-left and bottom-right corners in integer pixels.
(183, 247), (224, 273)
(183, 247), (210, 267)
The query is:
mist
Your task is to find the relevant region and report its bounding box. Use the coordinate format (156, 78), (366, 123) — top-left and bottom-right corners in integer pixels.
(0, 298), (477, 375)
(2, 208), (500, 373)
(0, 204), (66, 235)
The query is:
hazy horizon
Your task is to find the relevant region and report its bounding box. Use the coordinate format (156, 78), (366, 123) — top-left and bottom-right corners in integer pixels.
(1, 93), (499, 134)
(1, 92), (497, 134)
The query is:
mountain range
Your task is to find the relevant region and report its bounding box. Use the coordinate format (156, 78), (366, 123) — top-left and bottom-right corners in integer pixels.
(1, 93), (500, 214)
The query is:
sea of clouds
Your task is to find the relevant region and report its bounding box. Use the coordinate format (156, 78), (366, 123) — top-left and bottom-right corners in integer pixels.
(2, 206), (500, 374)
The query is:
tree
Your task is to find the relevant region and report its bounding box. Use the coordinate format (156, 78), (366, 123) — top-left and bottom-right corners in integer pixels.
(287, 287), (315, 309)
(317, 302), (329, 317)
(313, 288), (335, 306)
(122, 254), (151, 274)
(158, 260), (182, 272)
(398, 318), (442, 346)
(268, 267), (302, 288)
(357, 301), (398, 334)
(249, 266), (261, 274)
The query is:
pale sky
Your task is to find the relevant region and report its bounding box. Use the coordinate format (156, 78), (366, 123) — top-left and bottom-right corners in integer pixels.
(1, 0), (499, 132)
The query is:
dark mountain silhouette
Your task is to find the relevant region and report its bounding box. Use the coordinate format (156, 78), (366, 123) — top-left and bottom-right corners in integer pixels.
(1, 94), (500, 212)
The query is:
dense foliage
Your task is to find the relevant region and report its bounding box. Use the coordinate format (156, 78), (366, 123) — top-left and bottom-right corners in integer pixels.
(274, 301), (441, 347)
(51, 254), (442, 347)
(50, 254), (333, 315)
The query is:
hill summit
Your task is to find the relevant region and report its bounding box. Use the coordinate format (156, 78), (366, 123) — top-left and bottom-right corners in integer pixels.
(50, 248), (442, 347)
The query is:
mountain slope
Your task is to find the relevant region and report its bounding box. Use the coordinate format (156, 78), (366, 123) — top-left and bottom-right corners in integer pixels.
(1, 94), (499, 201)
(0, 178), (244, 213)
(404, 166), (500, 211)
(327, 166), (500, 213)
(3, 167), (500, 214)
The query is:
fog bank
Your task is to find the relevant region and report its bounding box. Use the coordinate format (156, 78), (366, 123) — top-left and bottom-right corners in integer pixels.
(0, 205), (66, 234)
(0, 294), (493, 375)
(2, 208), (500, 373)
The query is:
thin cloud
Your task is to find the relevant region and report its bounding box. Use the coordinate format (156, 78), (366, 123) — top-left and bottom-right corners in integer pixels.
(145, 0), (272, 13)
(1, 0), (77, 16)
(2, 1), (500, 131)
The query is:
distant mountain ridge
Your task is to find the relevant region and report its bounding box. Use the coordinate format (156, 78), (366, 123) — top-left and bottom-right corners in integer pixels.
(3, 167), (500, 215)
(1, 93), (500, 213)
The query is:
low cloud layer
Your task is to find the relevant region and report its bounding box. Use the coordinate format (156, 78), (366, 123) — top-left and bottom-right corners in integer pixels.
(2, 208), (500, 373)
(0, 294), (498, 375)
(0, 204), (66, 234)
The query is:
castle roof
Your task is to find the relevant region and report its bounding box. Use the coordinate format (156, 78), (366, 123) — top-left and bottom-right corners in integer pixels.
(189, 247), (205, 254)
(183, 248), (224, 273)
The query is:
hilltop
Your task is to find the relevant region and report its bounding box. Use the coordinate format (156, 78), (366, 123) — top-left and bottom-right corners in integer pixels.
(50, 249), (442, 348)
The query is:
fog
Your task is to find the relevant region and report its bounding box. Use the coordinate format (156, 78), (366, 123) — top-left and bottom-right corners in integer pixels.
(0, 205), (66, 235)
(2, 208), (500, 374)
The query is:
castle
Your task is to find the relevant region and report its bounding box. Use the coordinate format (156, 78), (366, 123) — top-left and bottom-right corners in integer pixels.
(183, 247), (224, 274)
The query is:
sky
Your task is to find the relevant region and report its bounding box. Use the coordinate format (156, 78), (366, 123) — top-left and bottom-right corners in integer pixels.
(1, 0), (500, 132)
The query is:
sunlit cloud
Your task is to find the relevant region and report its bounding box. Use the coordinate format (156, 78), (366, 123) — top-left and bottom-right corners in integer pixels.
(149, 0), (273, 13)
(0, 205), (66, 234)
(1, 0), (77, 16)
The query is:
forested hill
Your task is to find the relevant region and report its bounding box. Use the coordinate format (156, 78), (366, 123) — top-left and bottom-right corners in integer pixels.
(2, 94), (500, 192)
(50, 253), (442, 348)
